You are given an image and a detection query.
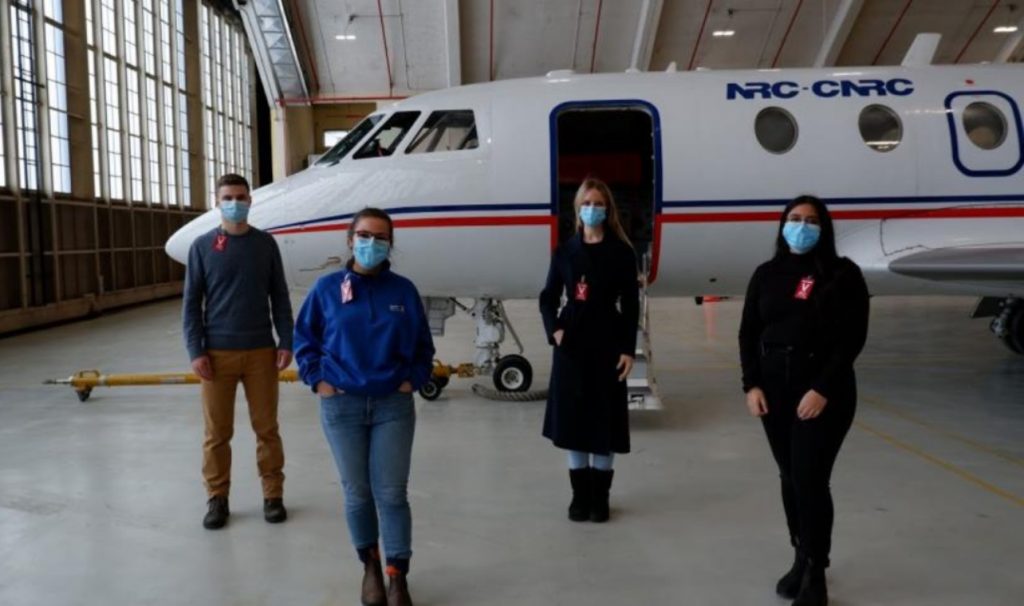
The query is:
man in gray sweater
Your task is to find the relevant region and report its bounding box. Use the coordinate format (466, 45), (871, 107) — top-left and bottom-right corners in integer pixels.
(182, 173), (294, 530)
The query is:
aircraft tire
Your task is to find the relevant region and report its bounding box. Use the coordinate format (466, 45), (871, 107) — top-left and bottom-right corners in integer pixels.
(1001, 305), (1024, 355)
(493, 355), (533, 392)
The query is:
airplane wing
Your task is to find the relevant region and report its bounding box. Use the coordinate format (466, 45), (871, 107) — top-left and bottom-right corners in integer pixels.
(888, 247), (1024, 281)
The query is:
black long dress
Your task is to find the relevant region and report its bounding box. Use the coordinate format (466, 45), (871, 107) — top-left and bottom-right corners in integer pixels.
(539, 234), (639, 455)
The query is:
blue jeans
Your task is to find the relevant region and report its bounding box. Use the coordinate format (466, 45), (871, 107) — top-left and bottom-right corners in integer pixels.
(320, 391), (416, 562)
(567, 450), (615, 470)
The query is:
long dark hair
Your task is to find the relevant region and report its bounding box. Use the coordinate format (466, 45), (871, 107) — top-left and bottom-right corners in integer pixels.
(772, 195), (841, 276)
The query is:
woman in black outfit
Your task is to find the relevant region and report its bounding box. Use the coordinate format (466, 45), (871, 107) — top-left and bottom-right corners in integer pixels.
(539, 178), (639, 523)
(739, 196), (870, 606)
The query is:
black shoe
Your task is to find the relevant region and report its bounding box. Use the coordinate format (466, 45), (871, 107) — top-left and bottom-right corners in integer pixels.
(590, 469), (614, 523)
(386, 570), (413, 606)
(203, 496), (229, 530)
(361, 555), (386, 606)
(793, 562), (828, 606)
(264, 498), (287, 523)
(568, 468), (591, 522)
(776, 549), (808, 599)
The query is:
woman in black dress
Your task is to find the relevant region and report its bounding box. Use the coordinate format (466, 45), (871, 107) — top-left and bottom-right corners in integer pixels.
(739, 195), (870, 606)
(539, 178), (639, 523)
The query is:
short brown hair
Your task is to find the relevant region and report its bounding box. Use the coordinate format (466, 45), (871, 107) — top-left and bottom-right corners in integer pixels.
(216, 173), (250, 193)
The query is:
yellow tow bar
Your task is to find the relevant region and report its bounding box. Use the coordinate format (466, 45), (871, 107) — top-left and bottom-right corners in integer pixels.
(45, 369), (301, 402)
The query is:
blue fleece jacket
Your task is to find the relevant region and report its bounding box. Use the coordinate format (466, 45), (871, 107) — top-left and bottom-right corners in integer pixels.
(293, 265), (435, 396)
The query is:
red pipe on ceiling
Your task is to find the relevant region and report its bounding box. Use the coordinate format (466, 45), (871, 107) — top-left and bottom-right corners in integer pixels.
(687, 0), (714, 71)
(377, 0), (394, 95)
(954, 0), (1002, 63)
(489, 0), (495, 80)
(771, 0), (806, 68)
(589, 0), (604, 73)
(872, 0), (915, 65)
(276, 94), (409, 106)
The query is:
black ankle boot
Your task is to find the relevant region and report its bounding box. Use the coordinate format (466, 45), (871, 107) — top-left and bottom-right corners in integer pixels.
(589, 469), (614, 523)
(793, 561), (828, 606)
(202, 496), (229, 530)
(776, 549), (808, 599)
(568, 468), (591, 522)
(386, 569), (413, 606)
(361, 555), (386, 606)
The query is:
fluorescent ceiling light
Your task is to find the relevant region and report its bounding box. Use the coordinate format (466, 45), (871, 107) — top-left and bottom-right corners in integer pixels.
(335, 34), (357, 40)
(712, 30), (735, 37)
(993, 25), (1018, 34)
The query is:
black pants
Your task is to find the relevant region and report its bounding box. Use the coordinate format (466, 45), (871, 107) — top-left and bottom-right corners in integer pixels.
(759, 351), (855, 567)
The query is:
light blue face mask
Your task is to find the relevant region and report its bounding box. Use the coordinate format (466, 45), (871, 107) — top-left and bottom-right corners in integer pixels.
(220, 200), (250, 224)
(353, 236), (390, 269)
(782, 221), (822, 254)
(579, 205), (607, 227)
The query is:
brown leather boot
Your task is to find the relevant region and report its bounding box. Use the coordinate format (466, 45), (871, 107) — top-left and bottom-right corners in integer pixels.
(361, 555), (386, 606)
(386, 568), (413, 606)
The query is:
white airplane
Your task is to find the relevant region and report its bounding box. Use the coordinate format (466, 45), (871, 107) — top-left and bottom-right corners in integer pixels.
(166, 60), (1024, 402)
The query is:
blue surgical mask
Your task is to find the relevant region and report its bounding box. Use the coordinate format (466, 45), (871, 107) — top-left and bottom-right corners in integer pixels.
(783, 221), (821, 254)
(353, 236), (390, 269)
(579, 205), (607, 227)
(220, 200), (250, 223)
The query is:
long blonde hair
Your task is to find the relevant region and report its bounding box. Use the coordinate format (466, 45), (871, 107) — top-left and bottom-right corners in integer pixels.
(573, 178), (633, 248)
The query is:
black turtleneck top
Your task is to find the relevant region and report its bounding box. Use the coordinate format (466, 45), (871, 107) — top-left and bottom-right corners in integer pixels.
(738, 253), (870, 399)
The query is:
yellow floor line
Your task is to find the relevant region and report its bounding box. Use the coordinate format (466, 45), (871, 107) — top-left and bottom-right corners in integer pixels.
(854, 420), (1024, 509)
(861, 395), (1024, 469)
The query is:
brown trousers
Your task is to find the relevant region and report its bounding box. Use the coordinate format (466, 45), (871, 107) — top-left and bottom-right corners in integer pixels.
(201, 348), (284, 498)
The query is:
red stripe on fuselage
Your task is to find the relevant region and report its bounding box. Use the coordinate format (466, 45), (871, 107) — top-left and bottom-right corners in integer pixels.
(659, 206), (1024, 223)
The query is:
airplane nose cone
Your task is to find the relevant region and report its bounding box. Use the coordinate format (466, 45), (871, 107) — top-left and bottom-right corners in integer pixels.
(165, 225), (190, 265)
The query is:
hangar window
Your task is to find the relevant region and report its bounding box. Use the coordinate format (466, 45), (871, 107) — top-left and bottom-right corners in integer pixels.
(755, 107), (798, 154)
(353, 112), (421, 159)
(859, 105), (902, 152)
(963, 102), (1007, 150)
(317, 115), (383, 165)
(406, 110), (478, 154)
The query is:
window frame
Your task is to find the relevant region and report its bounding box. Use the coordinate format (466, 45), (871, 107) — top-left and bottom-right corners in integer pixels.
(405, 109), (479, 155)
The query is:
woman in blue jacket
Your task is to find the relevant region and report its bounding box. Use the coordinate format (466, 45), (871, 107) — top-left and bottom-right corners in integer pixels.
(294, 207), (435, 606)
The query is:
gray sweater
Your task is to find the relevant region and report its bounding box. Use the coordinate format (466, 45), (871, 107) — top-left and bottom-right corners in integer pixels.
(182, 226), (294, 361)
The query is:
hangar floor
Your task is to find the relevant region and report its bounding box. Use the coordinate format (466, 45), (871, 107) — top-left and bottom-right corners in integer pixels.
(0, 296), (1021, 605)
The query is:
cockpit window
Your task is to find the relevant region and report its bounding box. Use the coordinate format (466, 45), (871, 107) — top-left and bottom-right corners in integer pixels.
(405, 110), (479, 154)
(316, 115), (383, 165)
(353, 111), (421, 159)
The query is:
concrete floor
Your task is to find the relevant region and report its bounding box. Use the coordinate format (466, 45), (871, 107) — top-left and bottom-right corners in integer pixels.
(0, 295), (1022, 606)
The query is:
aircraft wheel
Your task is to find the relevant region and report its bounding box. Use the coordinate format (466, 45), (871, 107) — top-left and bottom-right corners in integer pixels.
(493, 355), (532, 392)
(76, 389), (92, 403)
(1000, 306), (1024, 354)
(419, 380), (443, 401)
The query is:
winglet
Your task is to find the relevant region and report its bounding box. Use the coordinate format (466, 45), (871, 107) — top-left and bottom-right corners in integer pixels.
(902, 33), (941, 67)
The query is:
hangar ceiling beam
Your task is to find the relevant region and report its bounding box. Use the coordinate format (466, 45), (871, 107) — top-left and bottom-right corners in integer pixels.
(235, 0), (311, 103)
(994, 15), (1024, 63)
(813, 0), (865, 67)
(629, 0), (664, 71)
(444, 0), (461, 87)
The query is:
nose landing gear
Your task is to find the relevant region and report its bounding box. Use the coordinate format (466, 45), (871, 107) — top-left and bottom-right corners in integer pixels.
(418, 298), (535, 401)
(991, 298), (1024, 354)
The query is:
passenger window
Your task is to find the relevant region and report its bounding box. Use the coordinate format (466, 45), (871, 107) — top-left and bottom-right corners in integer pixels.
(316, 115), (382, 165)
(859, 104), (902, 152)
(406, 110), (478, 154)
(353, 111), (421, 159)
(755, 107), (798, 154)
(963, 102), (1007, 150)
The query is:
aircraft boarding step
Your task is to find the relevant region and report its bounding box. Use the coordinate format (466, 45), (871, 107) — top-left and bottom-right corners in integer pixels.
(627, 257), (662, 411)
